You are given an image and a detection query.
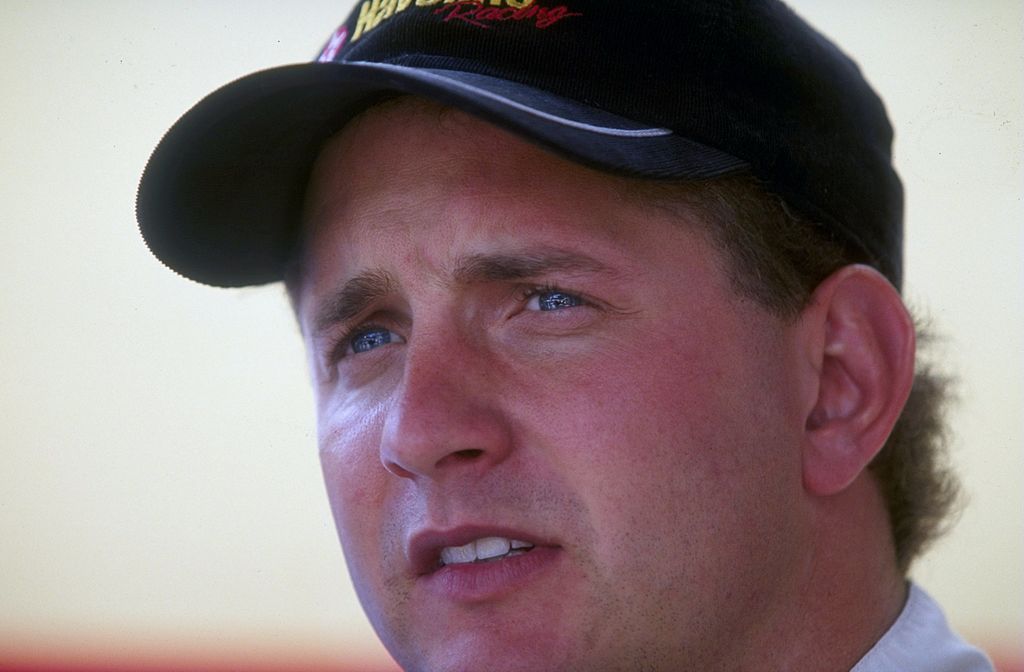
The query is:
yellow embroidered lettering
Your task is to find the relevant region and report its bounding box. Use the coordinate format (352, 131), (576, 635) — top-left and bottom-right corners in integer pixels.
(395, 0), (414, 11)
(506, 0), (535, 8)
(352, 0), (376, 41)
(415, 0), (443, 5)
(375, 0), (397, 26)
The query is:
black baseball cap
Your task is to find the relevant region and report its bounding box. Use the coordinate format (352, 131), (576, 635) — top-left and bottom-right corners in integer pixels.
(137, 0), (903, 288)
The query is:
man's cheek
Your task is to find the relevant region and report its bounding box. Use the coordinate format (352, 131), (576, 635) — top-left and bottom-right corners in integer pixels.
(320, 450), (399, 621)
(317, 397), (393, 552)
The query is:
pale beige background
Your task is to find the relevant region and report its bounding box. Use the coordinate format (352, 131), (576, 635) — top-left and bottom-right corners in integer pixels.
(1, 0), (1021, 667)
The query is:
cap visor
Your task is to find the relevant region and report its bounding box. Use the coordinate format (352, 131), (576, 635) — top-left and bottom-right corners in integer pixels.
(137, 61), (747, 286)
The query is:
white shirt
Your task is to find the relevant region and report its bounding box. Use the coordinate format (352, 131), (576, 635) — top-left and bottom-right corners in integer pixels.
(852, 583), (994, 672)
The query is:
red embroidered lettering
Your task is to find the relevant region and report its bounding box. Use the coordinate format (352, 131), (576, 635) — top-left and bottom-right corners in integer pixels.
(534, 5), (577, 28)
(435, 2), (489, 28)
(433, 1), (580, 29)
(511, 5), (538, 20)
(478, 7), (515, 21)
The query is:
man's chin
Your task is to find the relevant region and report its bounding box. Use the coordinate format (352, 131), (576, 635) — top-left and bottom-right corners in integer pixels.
(371, 577), (599, 672)
(384, 627), (582, 672)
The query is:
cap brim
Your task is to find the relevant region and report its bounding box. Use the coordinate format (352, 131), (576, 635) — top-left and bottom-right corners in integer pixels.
(137, 60), (748, 287)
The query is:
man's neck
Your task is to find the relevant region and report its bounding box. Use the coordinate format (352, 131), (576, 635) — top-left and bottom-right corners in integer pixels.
(739, 474), (906, 672)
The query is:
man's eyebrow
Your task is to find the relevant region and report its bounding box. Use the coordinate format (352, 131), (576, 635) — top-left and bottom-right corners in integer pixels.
(313, 269), (397, 336)
(312, 250), (616, 336)
(451, 250), (617, 285)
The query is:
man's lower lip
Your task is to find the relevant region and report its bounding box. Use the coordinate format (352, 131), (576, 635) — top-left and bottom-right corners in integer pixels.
(419, 546), (561, 602)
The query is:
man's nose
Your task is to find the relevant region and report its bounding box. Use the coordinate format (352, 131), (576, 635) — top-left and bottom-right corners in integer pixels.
(379, 328), (513, 481)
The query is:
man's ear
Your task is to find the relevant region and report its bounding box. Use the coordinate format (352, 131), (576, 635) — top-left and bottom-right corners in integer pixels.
(798, 265), (915, 496)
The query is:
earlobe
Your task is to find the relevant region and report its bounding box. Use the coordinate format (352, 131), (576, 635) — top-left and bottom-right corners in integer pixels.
(799, 265), (915, 496)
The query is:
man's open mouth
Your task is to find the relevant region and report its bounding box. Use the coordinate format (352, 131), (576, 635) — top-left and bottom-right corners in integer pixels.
(439, 537), (536, 567)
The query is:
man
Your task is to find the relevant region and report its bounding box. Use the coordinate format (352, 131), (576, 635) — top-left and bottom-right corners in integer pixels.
(137, 1), (993, 670)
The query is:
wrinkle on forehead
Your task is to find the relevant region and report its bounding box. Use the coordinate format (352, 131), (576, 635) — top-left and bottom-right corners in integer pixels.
(292, 95), (712, 319)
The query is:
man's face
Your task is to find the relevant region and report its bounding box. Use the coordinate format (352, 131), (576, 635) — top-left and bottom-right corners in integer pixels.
(298, 100), (811, 671)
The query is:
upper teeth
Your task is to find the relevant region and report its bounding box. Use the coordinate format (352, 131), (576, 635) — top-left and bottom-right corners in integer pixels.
(439, 537), (535, 566)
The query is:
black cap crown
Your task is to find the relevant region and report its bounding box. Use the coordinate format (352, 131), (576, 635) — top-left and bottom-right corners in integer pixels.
(138, 0), (903, 287)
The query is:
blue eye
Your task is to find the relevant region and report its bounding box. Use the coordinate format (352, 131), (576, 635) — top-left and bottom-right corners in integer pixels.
(350, 327), (395, 354)
(527, 289), (584, 312)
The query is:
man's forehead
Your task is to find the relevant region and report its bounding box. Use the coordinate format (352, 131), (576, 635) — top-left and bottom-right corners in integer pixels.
(306, 97), (524, 191)
(300, 98), (674, 258)
(290, 95), (729, 330)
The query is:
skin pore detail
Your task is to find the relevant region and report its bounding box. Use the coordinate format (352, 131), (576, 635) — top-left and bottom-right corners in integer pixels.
(296, 98), (831, 671)
(309, 247), (633, 379)
(336, 284), (584, 359)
